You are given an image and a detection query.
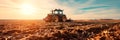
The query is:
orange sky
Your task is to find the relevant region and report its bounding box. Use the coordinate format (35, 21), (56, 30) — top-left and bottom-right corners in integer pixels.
(0, 0), (120, 20)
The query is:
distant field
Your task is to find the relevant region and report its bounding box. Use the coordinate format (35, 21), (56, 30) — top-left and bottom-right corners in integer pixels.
(0, 20), (120, 40)
(75, 19), (120, 23)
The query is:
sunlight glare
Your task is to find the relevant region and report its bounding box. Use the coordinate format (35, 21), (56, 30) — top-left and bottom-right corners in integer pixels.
(20, 4), (36, 15)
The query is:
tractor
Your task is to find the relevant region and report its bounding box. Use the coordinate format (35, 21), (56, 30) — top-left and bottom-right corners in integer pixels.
(43, 9), (67, 22)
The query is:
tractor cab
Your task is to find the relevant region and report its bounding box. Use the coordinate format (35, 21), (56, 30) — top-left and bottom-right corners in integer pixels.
(52, 9), (63, 15)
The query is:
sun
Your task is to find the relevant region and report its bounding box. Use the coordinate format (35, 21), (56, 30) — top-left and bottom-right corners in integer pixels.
(20, 4), (36, 15)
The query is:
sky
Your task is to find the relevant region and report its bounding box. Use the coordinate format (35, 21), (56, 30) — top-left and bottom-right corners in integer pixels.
(0, 0), (120, 20)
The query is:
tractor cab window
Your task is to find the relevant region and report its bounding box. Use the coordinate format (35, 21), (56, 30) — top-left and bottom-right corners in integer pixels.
(59, 12), (63, 14)
(54, 11), (58, 14)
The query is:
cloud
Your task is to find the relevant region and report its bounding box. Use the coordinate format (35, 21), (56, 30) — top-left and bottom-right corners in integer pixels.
(71, 8), (120, 19)
(80, 6), (110, 10)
